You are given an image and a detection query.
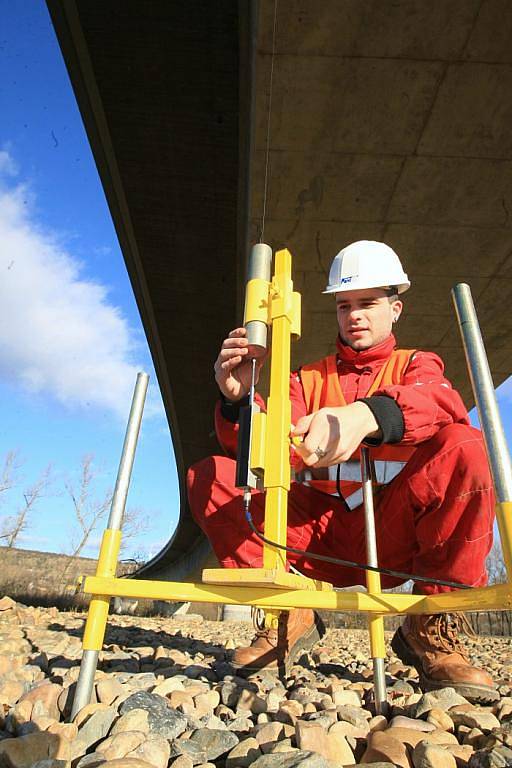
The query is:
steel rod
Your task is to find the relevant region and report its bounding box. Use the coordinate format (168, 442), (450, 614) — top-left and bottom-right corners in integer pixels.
(71, 372), (149, 720)
(452, 284), (512, 502)
(361, 447), (388, 715)
(108, 372), (149, 530)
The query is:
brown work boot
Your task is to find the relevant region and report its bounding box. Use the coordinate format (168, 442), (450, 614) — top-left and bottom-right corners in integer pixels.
(391, 612), (498, 703)
(231, 608), (325, 675)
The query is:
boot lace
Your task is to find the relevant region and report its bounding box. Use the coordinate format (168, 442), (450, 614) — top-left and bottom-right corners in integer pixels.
(425, 612), (477, 656)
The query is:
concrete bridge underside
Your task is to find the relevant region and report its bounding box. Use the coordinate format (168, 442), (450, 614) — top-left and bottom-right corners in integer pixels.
(47, 0), (512, 580)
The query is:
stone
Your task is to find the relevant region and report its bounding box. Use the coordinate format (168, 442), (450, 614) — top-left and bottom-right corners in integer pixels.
(183, 728), (239, 761)
(96, 678), (126, 705)
(452, 711), (501, 734)
(125, 734), (170, 768)
(390, 716), (437, 732)
(0, 597), (17, 611)
(95, 760), (156, 767)
(0, 731), (60, 767)
(256, 722), (286, 751)
(75, 755), (108, 767)
(467, 745), (512, 767)
(332, 689), (362, 707)
(361, 730), (411, 768)
(19, 682), (62, 720)
(110, 709), (150, 735)
(120, 691), (188, 739)
(76, 707), (118, 751)
(414, 689), (469, 718)
(427, 708), (455, 732)
(225, 737), (263, 767)
(96, 731), (147, 760)
(250, 752), (341, 767)
(151, 677), (185, 696)
(412, 742), (457, 768)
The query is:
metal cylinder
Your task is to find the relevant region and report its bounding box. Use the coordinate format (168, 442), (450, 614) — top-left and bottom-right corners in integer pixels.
(245, 243), (272, 358)
(108, 372), (149, 530)
(361, 447), (388, 715)
(70, 649), (99, 721)
(452, 284), (512, 503)
(70, 372), (149, 721)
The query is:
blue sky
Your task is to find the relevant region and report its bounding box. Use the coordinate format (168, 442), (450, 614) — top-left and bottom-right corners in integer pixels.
(0, 0), (178, 560)
(0, 2), (511, 564)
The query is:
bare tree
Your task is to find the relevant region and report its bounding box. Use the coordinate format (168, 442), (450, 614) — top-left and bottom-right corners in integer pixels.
(486, 539), (507, 585)
(0, 451), (21, 500)
(1, 465), (52, 548)
(65, 454), (112, 560)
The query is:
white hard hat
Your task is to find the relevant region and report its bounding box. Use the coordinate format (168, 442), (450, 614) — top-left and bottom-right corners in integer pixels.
(324, 240), (410, 294)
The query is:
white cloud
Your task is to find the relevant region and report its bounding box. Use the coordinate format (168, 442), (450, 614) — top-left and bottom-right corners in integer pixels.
(0, 153), (150, 418)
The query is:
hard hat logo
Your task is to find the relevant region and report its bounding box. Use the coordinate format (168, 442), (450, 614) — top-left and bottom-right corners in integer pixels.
(324, 240), (410, 295)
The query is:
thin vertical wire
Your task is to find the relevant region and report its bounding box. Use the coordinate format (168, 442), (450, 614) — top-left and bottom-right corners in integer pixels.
(260, 0), (278, 243)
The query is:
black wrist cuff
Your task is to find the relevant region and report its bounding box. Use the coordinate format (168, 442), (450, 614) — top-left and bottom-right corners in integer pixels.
(219, 392), (250, 423)
(358, 395), (405, 444)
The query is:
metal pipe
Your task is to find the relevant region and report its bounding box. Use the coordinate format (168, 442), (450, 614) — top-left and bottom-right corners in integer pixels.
(245, 243), (272, 357)
(71, 650), (99, 720)
(70, 372), (149, 720)
(108, 372), (150, 530)
(361, 447), (388, 715)
(452, 284), (512, 503)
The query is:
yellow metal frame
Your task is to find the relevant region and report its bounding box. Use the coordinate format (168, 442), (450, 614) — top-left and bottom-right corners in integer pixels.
(77, 248), (512, 655)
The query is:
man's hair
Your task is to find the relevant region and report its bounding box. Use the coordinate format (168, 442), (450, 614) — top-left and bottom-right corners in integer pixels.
(385, 286), (399, 302)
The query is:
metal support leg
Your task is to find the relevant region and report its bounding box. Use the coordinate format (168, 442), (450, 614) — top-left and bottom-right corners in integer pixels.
(70, 372), (149, 720)
(452, 284), (512, 580)
(361, 447), (388, 715)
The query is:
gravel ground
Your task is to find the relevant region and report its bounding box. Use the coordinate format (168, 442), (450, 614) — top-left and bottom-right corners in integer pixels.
(1, 595), (512, 768)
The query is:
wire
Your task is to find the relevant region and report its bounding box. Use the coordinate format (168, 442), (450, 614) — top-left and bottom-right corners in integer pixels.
(260, 0), (278, 243)
(242, 500), (471, 591)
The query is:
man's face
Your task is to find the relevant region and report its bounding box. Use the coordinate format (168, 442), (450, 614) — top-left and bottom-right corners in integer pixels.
(335, 288), (403, 350)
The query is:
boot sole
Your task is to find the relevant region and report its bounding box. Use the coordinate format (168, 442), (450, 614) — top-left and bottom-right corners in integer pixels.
(391, 627), (499, 704)
(231, 613), (326, 677)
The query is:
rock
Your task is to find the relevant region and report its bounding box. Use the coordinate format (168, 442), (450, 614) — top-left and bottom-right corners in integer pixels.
(96, 731), (147, 760)
(250, 752), (341, 767)
(120, 691), (188, 739)
(361, 730), (411, 768)
(412, 741), (457, 768)
(0, 597), (16, 611)
(427, 708), (455, 732)
(256, 722), (285, 751)
(75, 755), (108, 766)
(96, 760), (156, 767)
(414, 689), (469, 718)
(468, 745), (512, 767)
(451, 711), (501, 733)
(18, 682), (62, 720)
(76, 706), (118, 751)
(96, 678), (126, 705)
(390, 716), (437, 732)
(332, 689), (362, 707)
(125, 734), (170, 768)
(110, 709), (150, 735)
(295, 720), (355, 764)
(0, 731), (61, 767)
(225, 737), (262, 767)
(183, 728), (239, 761)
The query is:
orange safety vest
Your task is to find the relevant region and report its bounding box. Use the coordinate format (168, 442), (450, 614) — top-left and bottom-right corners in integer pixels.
(299, 349), (416, 508)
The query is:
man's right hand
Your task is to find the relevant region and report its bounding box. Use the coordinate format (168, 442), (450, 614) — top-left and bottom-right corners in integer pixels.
(214, 327), (265, 401)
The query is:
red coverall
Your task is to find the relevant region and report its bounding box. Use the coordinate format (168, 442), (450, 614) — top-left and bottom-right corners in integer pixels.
(187, 335), (495, 594)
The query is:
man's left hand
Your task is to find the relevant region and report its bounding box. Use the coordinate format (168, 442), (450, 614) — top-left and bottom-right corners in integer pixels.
(291, 402), (381, 467)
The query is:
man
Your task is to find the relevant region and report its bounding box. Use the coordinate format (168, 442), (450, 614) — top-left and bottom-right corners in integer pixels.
(187, 240), (497, 702)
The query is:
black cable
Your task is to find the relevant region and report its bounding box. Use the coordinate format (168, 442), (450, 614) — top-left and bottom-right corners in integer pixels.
(243, 505), (471, 591)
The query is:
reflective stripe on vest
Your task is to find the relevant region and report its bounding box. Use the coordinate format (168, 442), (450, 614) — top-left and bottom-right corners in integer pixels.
(297, 459), (408, 509)
(297, 347), (416, 504)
